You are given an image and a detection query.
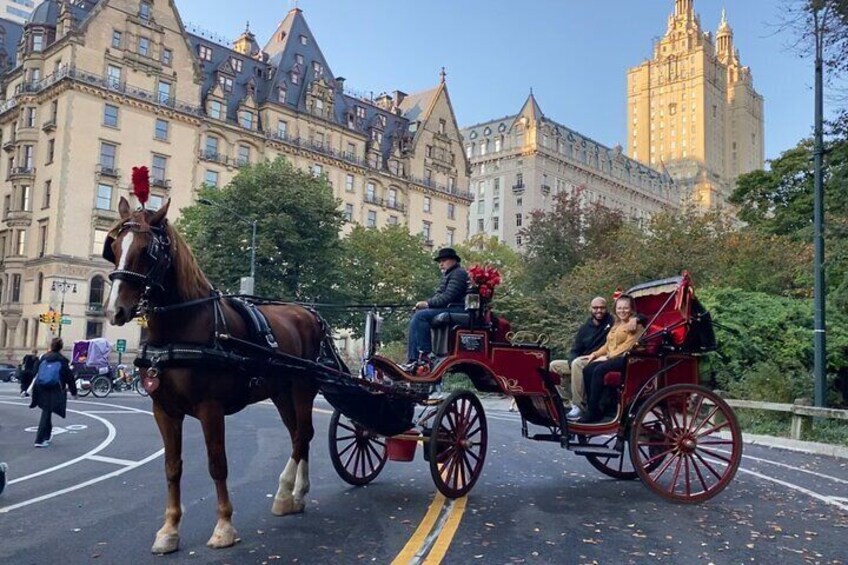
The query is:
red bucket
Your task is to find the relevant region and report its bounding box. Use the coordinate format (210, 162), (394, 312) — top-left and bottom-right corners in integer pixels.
(387, 430), (420, 462)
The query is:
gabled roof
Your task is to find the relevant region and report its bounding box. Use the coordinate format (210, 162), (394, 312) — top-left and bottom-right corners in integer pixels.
(398, 85), (439, 122)
(512, 90), (544, 128)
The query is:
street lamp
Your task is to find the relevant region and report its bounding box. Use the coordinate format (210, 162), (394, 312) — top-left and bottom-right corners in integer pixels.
(812, 5), (827, 408)
(51, 279), (77, 338)
(199, 198), (257, 294)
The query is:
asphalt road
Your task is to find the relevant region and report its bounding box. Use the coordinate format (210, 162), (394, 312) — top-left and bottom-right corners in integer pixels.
(0, 382), (846, 564)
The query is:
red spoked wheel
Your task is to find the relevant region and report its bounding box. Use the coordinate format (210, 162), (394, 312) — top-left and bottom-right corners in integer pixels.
(429, 391), (488, 499)
(629, 384), (742, 503)
(328, 410), (388, 486)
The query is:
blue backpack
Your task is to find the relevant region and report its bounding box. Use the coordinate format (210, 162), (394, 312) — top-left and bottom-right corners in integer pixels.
(35, 360), (62, 387)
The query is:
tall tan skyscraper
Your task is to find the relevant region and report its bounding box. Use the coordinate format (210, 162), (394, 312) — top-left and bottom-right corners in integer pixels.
(627, 0), (764, 209)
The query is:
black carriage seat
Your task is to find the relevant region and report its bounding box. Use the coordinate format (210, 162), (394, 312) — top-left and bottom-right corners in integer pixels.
(430, 312), (475, 357)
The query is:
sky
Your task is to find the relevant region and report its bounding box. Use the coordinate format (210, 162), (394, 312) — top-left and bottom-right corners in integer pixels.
(173, 0), (843, 162)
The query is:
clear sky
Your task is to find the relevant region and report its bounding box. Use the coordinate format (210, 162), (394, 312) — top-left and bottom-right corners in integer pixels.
(174, 0), (842, 162)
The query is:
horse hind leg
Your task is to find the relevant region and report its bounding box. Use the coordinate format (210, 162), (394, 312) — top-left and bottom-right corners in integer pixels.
(151, 403), (184, 554)
(198, 402), (239, 549)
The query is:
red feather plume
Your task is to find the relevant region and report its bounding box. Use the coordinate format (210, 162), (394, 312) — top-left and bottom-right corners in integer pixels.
(132, 166), (150, 207)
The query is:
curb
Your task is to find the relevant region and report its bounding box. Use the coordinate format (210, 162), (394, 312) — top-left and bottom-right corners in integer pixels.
(737, 432), (848, 460)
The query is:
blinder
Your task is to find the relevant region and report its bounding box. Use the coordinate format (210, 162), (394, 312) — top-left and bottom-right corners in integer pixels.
(104, 220), (172, 293)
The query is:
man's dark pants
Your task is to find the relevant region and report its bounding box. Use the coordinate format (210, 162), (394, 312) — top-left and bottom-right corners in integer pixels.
(407, 307), (464, 362)
(35, 407), (53, 444)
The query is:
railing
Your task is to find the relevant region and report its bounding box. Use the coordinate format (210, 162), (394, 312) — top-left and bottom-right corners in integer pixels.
(9, 166), (35, 178)
(86, 304), (105, 316)
(199, 149), (228, 165)
(96, 164), (120, 178)
(151, 177), (171, 188)
(41, 119), (56, 132)
(721, 397), (848, 440)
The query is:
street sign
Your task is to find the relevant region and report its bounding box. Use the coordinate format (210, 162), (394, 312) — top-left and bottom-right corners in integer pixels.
(61, 319), (72, 325)
(116, 339), (127, 353)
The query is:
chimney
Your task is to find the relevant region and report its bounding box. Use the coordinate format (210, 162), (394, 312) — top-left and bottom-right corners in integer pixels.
(335, 76), (345, 91)
(375, 93), (393, 111)
(393, 90), (407, 107)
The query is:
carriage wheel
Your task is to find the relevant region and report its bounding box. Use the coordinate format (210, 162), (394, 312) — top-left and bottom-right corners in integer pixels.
(630, 384), (742, 503)
(90, 376), (112, 398)
(428, 390), (487, 499)
(328, 410), (387, 486)
(577, 434), (639, 480)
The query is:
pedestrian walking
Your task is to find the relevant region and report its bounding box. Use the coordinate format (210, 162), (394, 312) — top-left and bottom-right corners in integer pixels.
(27, 338), (77, 448)
(18, 348), (40, 396)
(0, 462), (7, 495)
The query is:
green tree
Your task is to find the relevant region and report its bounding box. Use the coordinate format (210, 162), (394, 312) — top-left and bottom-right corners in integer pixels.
(179, 157), (344, 300)
(335, 224), (438, 340)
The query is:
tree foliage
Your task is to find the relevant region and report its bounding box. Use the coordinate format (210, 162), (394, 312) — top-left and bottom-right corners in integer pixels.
(178, 157), (344, 301)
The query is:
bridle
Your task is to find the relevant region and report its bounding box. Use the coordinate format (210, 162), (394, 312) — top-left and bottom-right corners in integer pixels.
(103, 219), (172, 304)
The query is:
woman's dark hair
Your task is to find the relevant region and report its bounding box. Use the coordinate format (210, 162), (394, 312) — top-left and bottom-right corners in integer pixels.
(49, 338), (63, 352)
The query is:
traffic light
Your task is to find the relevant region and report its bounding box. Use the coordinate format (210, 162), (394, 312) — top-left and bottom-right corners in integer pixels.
(39, 313), (50, 323)
(52, 311), (62, 323)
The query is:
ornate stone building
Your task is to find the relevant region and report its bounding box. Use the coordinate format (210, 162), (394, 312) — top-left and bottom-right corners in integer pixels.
(0, 0), (470, 359)
(627, 0), (764, 208)
(462, 93), (677, 249)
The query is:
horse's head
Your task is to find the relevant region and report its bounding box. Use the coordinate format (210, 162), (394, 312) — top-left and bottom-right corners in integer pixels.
(103, 196), (172, 326)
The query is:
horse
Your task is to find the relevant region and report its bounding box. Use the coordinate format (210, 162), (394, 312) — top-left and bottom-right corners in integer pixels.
(103, 196), (326, 554)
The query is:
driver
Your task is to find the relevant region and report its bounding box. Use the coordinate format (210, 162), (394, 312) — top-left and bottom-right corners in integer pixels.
(404, 247), (468, 368)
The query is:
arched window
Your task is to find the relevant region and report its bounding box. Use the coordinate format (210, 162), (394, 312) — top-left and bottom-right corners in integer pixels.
(35, 272), (43, 302)
(88, 276), (106, 308)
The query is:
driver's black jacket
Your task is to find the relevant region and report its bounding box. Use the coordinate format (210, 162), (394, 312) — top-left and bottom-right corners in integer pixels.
(426, 264), (469, 309)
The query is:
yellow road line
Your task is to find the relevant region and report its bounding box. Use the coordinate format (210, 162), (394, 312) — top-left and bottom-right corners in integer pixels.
(422, 496), (467, 564)
(391, 493), (446, 565)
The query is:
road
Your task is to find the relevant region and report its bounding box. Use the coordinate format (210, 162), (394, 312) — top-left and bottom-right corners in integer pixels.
(0, 382), (845, 564)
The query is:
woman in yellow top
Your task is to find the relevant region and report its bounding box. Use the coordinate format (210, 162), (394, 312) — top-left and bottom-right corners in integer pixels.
(579, 294), (644, 423)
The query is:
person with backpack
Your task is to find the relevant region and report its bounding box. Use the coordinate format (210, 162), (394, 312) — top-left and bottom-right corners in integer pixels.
(28, 338), (76, 448)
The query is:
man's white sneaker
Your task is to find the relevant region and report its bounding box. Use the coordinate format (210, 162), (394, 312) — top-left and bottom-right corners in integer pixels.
(34, 441), (49, 448)
(566, 405), (582, 420)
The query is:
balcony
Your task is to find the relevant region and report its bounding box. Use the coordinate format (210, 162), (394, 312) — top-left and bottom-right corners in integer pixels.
(234, 158), (250, 168)
(86, 303), (105, 317)
(151, 177), (171, 189)
(93, 207), (120, 222)
(96, 164), (120, 178)
(41, 119), (56, 132)
(512, 182), (525, 194)
(4, 209), (32, 226)
(385, 200), (406, 213)
(541, 184), (551, 195)
(199, 149), (228, 165)
(364, 194), (383, 207)
(8, 166), (35, 181)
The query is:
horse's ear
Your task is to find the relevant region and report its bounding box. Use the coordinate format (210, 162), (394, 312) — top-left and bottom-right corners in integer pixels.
(118, 197), (131, 219)
(149, 198), (171, 226)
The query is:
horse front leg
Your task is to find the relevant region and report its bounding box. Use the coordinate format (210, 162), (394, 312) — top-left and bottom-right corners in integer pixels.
(151, 402), (184, 554)
(270, 390), (299, 516)
(197, 401), (238, 549)
(270, 381), (316, 516)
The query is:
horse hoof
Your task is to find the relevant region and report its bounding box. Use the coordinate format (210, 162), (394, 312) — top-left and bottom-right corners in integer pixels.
(206, 524), (238, 549)
(271, 496), (304, 516)
(151, 533), (180, 554)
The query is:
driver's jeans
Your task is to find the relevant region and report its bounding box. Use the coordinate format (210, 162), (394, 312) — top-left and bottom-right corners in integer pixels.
(406, 307), (464, 363)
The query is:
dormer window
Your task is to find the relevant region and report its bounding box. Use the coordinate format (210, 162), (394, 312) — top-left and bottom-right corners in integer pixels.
(295, 54), (304, 66)
(218, 75), (233, 92)
(231, 57), (243, 73)
(291, 73), (299, 85)
(355, 106), (366, 119)
(299, 34), (308, 46)
(277, 86), (287, 103)
(312, 61), (322, 75)
(139, 1), (151, 22)
(378, 115), (386, 128)
(32, 33), (44, 52)
(198, 44), (213, 61)
(239, 110), (254, 130)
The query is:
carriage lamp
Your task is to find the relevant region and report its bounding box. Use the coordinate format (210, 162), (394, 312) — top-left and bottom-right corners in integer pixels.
(465, 292), (481, 312)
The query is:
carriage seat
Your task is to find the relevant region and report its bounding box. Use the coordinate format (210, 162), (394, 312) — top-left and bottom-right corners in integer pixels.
(430, 311), (473, 329)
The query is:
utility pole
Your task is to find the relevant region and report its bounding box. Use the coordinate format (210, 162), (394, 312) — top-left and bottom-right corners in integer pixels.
(812, 4), (827, 407)
(52, 279), (77, 338)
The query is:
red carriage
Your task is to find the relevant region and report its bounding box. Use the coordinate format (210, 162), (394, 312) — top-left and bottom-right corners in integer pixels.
(324, 272), (742, 503)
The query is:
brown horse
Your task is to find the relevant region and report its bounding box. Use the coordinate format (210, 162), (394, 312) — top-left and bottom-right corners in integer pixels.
(103, 197), (323, 554)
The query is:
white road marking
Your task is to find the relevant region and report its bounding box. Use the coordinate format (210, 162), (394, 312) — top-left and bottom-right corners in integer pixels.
(87, 454), (139, 466)
(734, 466), (848, 513)
(736, 451), (848, 486)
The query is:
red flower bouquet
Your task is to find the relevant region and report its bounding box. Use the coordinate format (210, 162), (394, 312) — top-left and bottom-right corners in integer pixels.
(467, 264), (502, 300)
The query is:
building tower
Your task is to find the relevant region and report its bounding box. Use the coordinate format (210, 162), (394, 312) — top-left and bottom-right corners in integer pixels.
(626, 1), (764, 209)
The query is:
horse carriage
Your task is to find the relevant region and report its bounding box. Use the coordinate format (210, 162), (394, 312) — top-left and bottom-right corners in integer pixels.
(100, 189), (742, 554)
(72, 338), (114, 397)
(324, 272), (741, 503)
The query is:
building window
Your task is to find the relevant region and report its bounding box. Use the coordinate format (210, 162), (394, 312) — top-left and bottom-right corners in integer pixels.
(154, 118), (169, 140)
(291, 72), (299, 85)
(423, 196), (431, 213)
(278, 86), (287, 103)
(237, 145), (250, 166)
(96, 184), (112, 210)
(151, 155), (167, 181)
(139, 1), (152, 21)
(107, 64), (122, 88)
(345, 174), (354, 192)
(198, 44), (213, 61)
(344, 204), (353, 222)
(43, 180), (51, 208)
(32, 33), (44, 52)
(300, 34), (308, 46)
(446, 228), (455, 246)
(111, 30), (122, 49)
(157, 81), (172, 104)
(20, 185), (30, 211)
(493, 197), (500, 211)
(16, 229), (26, 256)
(46, 139), (55, 164)
(137, 36), (150, 57)
(495, 137), (502, 152)
(516, 235), (522, 246)
(239, 111), (254, 129)
(37, 225), (47, 257)
(477, 200), (484, 214)
(356, 106), (366, 119)
(276, 120), (288, 139)
(10, 274), (21, 302)
(103, 104), (119, 128)
(438, 119), (446, 135)
(88, 276), (106, 309)
(86, 321), (103, 340)
(25, 107), (36, 128)
(99, 142), (117, 169)
(36, 271), (44, 300)
(366, 210), (377, 228)
(477, 219), (484, 233)
(205, 135), (219, 158)
(515, 213), (523, 227)
(217, 75), (233, 93)
(312, 61), (322, 75)
(231, 57), (243, 73)
(422, 221), (432, 242)
(209, 100), (224, 120)
(204, 169), (219, 187)
(447, 203), (455, 220)
(493, 216), (500, 230)
(310, 164), (322, 177)
(387, 215), (398, 225)
(148, 195), (163, 210)
(466, 145), (472, 158)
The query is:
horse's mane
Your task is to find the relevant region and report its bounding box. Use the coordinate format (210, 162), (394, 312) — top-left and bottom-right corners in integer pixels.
(164, 221), (213, 301)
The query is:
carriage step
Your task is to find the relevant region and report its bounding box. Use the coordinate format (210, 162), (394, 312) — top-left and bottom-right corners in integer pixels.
(530, 433), (563, 443)
(571, 446), (622, 458)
